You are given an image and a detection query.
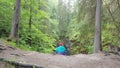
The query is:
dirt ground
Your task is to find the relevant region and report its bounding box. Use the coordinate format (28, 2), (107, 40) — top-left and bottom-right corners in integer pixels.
(0, 40), (120, 68)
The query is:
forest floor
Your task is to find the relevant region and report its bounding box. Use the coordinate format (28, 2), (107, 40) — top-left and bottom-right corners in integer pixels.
(0, 40), (120, 68)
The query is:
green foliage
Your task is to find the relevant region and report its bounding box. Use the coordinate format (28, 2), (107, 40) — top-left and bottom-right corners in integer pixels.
(0, 0), (14, 37)
(0, 0), (120, 55)
(0, 0), (56, 54)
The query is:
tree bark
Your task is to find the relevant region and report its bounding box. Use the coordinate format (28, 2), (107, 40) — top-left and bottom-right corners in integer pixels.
(9, 0), (21, 43)
(94, 0), (102, 53)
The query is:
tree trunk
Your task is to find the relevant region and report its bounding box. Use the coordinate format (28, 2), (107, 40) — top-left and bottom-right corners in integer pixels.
(65, 37), (71, 55)
(9, 0), (21, 43)
(28, 5), (32, 46)
(94, 0), (102, 53)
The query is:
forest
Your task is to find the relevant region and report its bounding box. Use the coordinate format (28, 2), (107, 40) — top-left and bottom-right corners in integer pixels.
(0, 0), (120, 55)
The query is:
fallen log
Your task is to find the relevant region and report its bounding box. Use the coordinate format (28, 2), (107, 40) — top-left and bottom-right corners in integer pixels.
(0, 58), (43, 68)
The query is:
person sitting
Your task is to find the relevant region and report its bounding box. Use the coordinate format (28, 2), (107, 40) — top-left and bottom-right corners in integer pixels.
(55, 42), (66, 55)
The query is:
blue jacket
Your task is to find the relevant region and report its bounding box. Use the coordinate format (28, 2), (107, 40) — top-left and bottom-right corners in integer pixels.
(56, 46), (66, 54)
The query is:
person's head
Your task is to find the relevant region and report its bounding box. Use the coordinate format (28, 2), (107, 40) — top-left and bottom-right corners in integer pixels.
(59, 42), (64, 46)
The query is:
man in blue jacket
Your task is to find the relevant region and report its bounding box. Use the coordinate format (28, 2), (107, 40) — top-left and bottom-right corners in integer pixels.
(56, 42), (66, 55)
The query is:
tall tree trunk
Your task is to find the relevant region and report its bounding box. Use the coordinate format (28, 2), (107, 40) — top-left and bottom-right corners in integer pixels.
(65, 37), (71, 55)
(28, 4), (32, 46)
(9, 0), (21, 44)
(94, 0), (102, 53)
